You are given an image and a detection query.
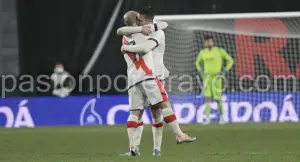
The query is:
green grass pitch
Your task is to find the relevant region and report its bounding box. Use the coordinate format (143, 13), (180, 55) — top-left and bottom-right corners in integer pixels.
(0, 123), (300, 162)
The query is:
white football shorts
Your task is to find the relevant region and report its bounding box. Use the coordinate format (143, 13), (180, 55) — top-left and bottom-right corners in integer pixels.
(128, 79), (168, 110)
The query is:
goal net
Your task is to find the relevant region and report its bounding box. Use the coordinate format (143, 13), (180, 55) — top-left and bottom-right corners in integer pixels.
(155, 12), (300, 124)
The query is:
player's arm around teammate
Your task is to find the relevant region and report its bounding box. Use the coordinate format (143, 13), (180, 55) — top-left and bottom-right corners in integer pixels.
(195, 36), (234, 125)
(123, 7), (196, 145)
(120, 10), (169, 156)
(117, 20), (168, 36)
(121, 30), (161, 54)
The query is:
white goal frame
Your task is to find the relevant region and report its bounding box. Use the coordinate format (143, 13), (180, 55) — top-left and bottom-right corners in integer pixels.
(153, 11), (300, 124)
(155, 11), (300, 21)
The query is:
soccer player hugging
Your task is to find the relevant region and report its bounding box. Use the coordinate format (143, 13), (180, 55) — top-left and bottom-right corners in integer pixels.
(118, 6), (196, 156)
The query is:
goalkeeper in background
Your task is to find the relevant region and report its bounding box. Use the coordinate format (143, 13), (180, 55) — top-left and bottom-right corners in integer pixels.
(195, 35), (234, 125)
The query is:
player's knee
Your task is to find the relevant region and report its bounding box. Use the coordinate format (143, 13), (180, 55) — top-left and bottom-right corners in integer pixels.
(205, 98), (212, 102)
(127, 113), (139, 128)
(138, 109), (144, 119)
(129, 110), (140, 118)
(213, 94), (222, 101)
(153, 101), (168, 109)
(215, 97), (221, 102)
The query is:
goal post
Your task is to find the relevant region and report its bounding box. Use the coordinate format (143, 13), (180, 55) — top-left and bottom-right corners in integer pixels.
(155, 12), (300, 20)
(155, 12), (300, 124)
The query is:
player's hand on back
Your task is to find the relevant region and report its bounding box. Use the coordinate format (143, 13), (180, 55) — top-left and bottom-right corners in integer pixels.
(141, 26), (152, 35)
(199, 71), (204, 77)
(121, 45), (126, 54)
(218, 69), (229, 76)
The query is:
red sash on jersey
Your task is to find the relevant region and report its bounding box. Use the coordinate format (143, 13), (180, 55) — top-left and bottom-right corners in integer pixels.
(122, 36), (153, 76)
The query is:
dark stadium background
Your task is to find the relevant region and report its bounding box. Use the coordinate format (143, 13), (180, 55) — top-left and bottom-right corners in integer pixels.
(1, 0), (297, 96)
(1, 1), (300, 161)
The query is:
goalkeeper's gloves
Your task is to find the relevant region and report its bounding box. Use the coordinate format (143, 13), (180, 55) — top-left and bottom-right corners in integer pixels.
(199, 71), (204, 77)
(218, 70), (229, 76)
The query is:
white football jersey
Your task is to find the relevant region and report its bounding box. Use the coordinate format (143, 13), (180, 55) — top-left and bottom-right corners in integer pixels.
(150, 30), (170, 80)
(122, 34), (155, 88)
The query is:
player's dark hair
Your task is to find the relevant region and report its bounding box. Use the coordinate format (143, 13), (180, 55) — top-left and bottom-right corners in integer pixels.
(138, 5), (155, 20)
(204, 35), (213, 41)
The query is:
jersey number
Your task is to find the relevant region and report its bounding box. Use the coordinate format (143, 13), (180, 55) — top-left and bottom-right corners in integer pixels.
(122, 36), (153, 76)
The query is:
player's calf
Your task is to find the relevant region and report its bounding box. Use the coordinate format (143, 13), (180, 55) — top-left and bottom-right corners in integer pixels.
(215, 99), (226, 125)
(136, 119), (144, 147)
(152, 101), (197, 143)
(151, 114), (163, 153)
(126, 111), (140, 149)
(153, 101), (184, 136)
(204, 97), (212, 125)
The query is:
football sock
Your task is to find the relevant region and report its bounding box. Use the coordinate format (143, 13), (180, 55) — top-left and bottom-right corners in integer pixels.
(136, 119), (144, 147)
(152, 118), (163, 151)
(216, 100), (223, 116)
(126, 115), (139, 148)
(205, 102), (211, 121)
(161, 107), (184, 136)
